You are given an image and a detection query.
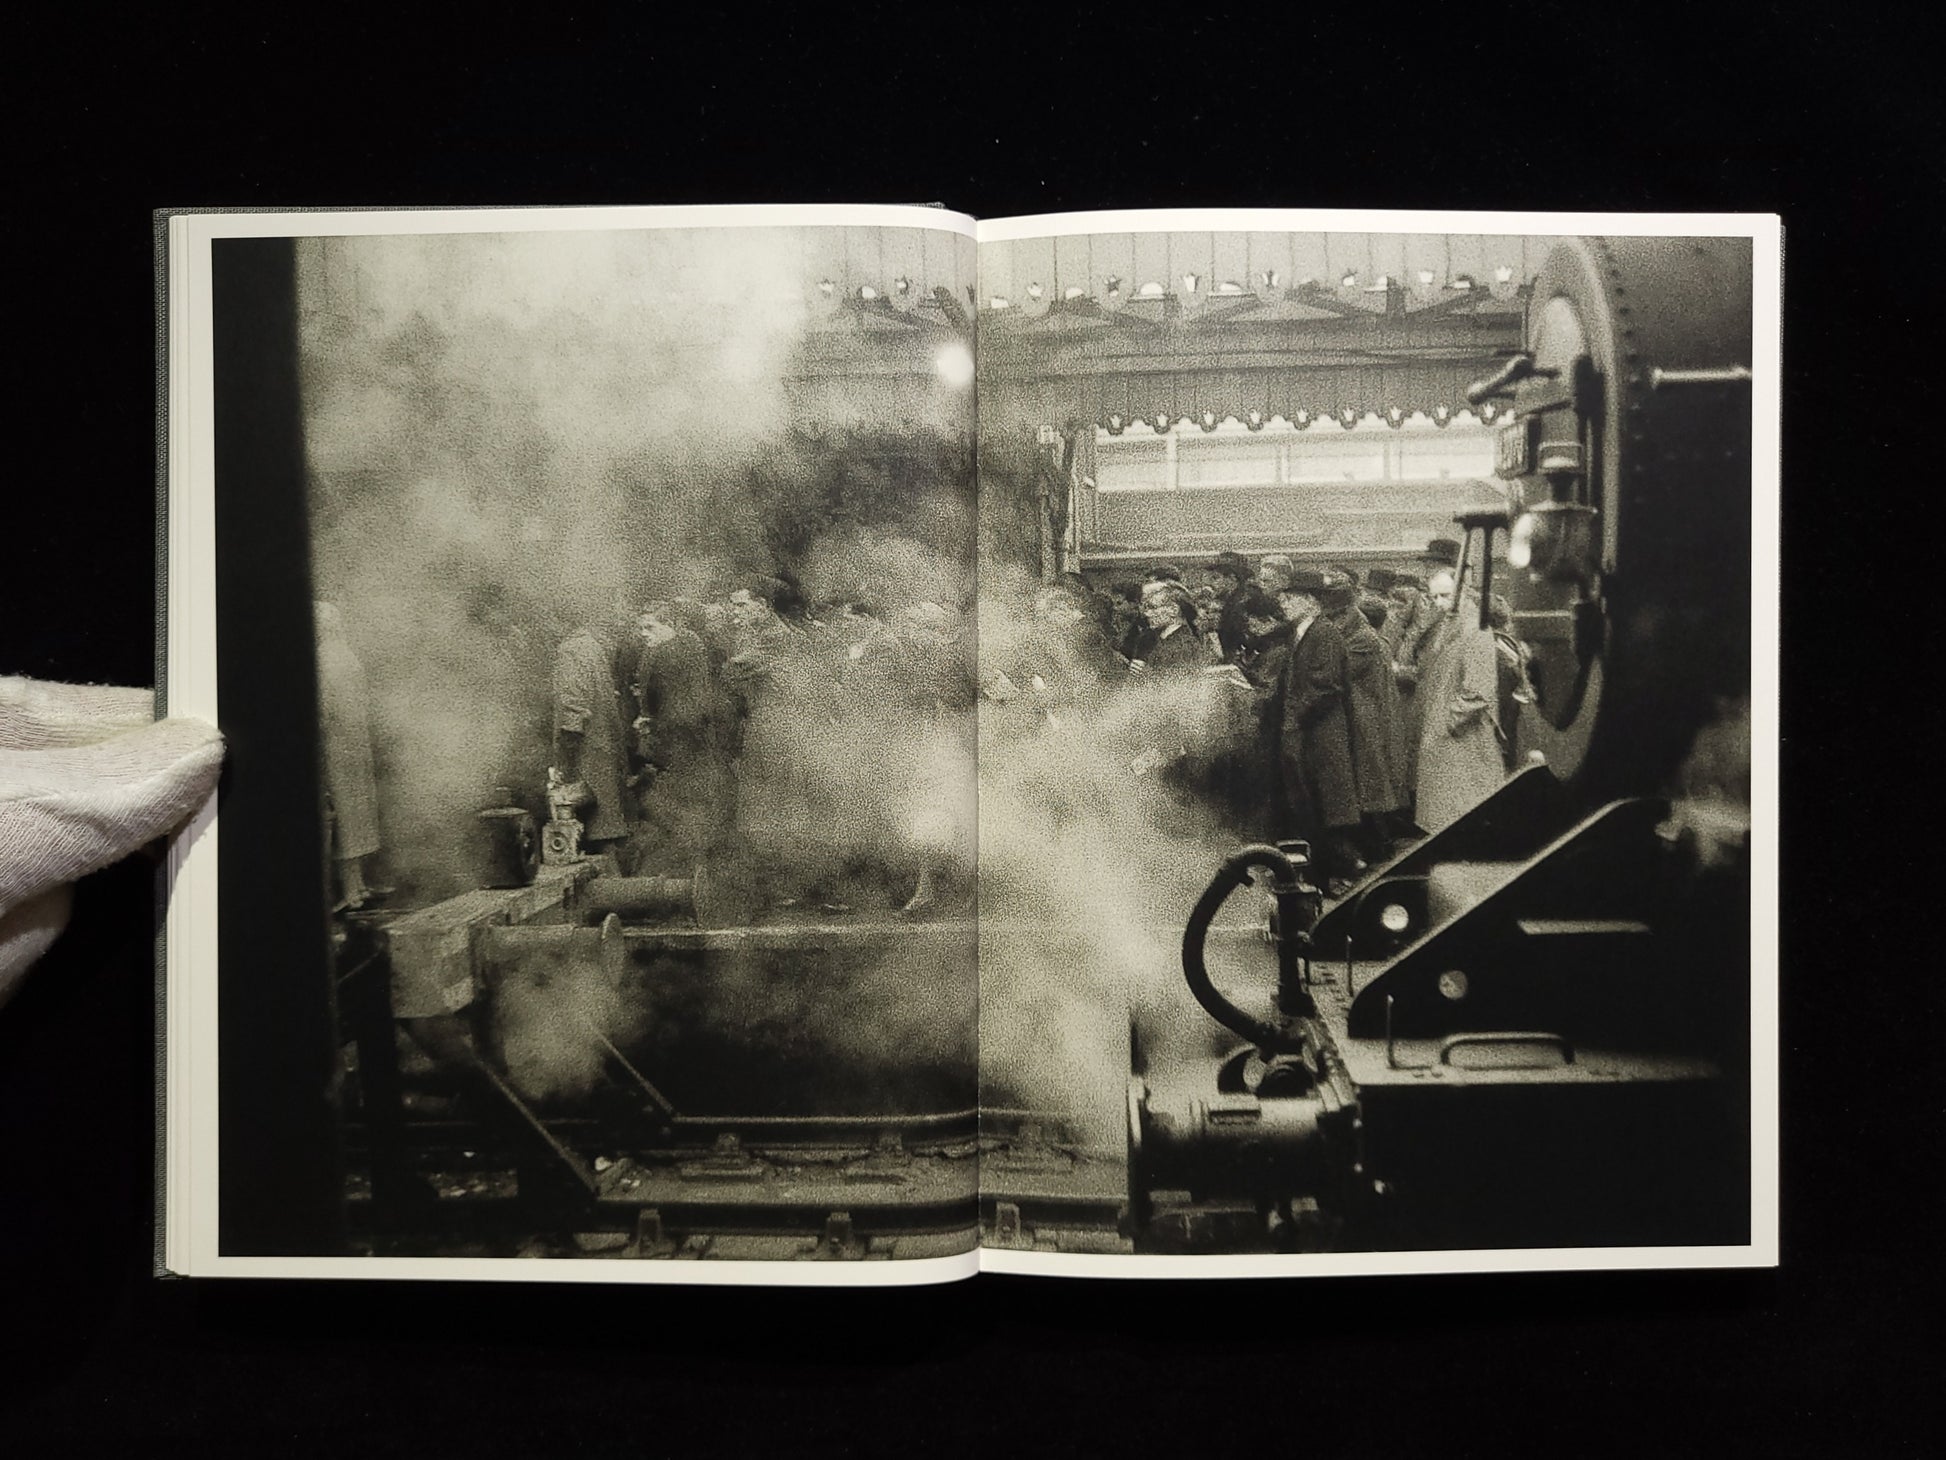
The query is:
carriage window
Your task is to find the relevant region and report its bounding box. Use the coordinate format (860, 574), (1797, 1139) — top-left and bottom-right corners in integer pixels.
(1094, 436), (1170, 491)
(1175, 436), (1281, 488)
(1094, 418), (1499, 489)
(1289, 437), (1387, 483)
(1397, 433), (1495, 480)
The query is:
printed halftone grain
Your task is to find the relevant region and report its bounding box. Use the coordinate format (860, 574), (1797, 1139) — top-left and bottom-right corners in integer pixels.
(293, 227), (972, 900)
(975, 580), (1257, 1146)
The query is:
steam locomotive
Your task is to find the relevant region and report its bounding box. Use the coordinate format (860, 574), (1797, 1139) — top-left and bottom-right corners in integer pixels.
(1123, 236), (1757, 1253)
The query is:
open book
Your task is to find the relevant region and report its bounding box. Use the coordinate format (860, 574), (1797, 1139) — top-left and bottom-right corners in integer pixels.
(159, 205), (1779, 1284)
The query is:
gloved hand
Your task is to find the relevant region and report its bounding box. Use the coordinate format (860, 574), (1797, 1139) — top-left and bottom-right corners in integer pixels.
(0, 676), (224, 1008)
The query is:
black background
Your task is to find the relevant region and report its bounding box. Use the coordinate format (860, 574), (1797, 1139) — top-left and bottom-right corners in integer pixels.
(3, 6), (1934, 1453)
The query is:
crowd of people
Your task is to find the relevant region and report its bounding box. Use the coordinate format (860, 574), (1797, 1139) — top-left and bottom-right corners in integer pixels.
(980, 538), (1538, 897)
(316, 537), (1539, 918)
(545, 573), (976, 916)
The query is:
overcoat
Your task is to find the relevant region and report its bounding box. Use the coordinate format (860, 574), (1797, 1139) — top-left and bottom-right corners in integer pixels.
(1130, 620), (1212, 673)
(1414, 616), (1507, 833)
(1276, 615), (1361, 837)
(1387, 590), (1441, 797)
(1334, 604), (1406, 816)
(553, 627), (632, 843)
(633, 627), (736, 865)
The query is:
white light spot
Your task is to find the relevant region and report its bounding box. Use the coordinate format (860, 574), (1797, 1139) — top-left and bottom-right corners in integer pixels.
(934, 339), (975, 389)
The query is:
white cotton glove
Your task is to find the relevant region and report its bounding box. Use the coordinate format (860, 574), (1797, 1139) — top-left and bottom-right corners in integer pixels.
(0, 676), (224, 1007)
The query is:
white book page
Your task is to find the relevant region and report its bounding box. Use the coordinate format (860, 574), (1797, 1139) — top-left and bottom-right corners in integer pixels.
(164, 204), (983, 1285)
(969, 208), (1779, 1279)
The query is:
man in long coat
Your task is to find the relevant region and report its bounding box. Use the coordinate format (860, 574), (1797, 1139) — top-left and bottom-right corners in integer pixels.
(1208, 551), (1255, 660)
(552, 617), (634, 851)
(1324, 570), (1406, 859)
(1273, 570), (1363, 890)
(1414, 585), (1507, 834)
(1391, 539), (1463, 817)
(631, 602), (737, 870)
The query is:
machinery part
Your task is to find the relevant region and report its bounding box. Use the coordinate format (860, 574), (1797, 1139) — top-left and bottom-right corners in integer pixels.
(1129, 1083), (1330, 1200)
(1180, 844), (1321, 1052)
(541, 815), (584, 865)
(1125, 1064), (1347, 1254)
(577, 860), (751, 927)
(1488, 235), (1753, 799)
(476, 806), (540, 889)
(477, 912), (629, 991)
(1346, 797), (1667, 1042)
(1313, 766), (1571, 955)
(1438, 1031), (1575, 1068)
(580, 872), (700, 925)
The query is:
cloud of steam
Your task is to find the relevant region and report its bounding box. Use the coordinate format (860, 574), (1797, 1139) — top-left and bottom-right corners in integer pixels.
(728, 598), (977, 913)
(492, 939), (638, 1106)
(975, 570), (1264, 1146)
(294, 227), (971, 902)
(295, 224), (991, 1117)
(1663, 694), (1752, 871)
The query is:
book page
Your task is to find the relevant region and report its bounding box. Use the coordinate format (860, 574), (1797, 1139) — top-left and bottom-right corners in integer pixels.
(971, 209), (1779, 1277)
(162, 205), (983, 1283)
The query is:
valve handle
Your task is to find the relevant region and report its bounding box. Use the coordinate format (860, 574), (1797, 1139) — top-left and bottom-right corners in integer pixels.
(1465, 351), (1557, 405)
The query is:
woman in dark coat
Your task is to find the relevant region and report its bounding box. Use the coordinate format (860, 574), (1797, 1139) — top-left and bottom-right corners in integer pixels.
(1216, 590), (1289, 838)
(1127, 584), (1213, 674)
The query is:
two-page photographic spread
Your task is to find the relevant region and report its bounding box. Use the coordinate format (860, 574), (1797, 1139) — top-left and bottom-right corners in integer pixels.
(160, 206), (1779, 1284)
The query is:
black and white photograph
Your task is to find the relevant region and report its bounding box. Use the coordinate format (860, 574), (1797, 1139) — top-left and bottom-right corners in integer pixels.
(160, 207), (1776, 1280)
(166, 207), (988, 1277)
(970, 220), (1771, 1270)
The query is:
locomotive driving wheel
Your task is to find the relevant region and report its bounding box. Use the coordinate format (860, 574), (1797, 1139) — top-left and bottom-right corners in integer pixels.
(1490, 236), (1754, 800)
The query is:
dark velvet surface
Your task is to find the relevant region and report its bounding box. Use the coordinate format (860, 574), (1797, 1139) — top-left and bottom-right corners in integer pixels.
(3, 9), (1928, 1453)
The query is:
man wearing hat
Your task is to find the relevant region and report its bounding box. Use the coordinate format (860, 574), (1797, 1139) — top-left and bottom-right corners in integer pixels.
(1357, 567), (1394, 634)
(1378, 569), (1423, 663)
(1414, 564), (1505, 833)
(1323, 568), (1406, 861)
(1206, 550), (1255, 660)
(1389, 537), (1465, 820)
(1270, 568), (1364, 893)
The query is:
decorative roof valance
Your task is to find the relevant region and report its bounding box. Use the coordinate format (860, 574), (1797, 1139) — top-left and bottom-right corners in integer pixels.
(1094, 359), (1511, 432)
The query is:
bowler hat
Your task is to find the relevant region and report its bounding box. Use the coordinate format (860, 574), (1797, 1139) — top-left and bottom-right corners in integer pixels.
(1280, 568), (1328, 596)
(1239, 584), (1280, 618)
(1421, 538), (1462, 568)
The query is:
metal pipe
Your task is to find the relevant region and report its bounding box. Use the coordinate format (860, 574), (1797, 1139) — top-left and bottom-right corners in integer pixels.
(1181, 845), (1312, 1050)
(670, 1111), (976, 1131)
(581, 873), (698, 924)
(1649, 365), (1751, 388)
